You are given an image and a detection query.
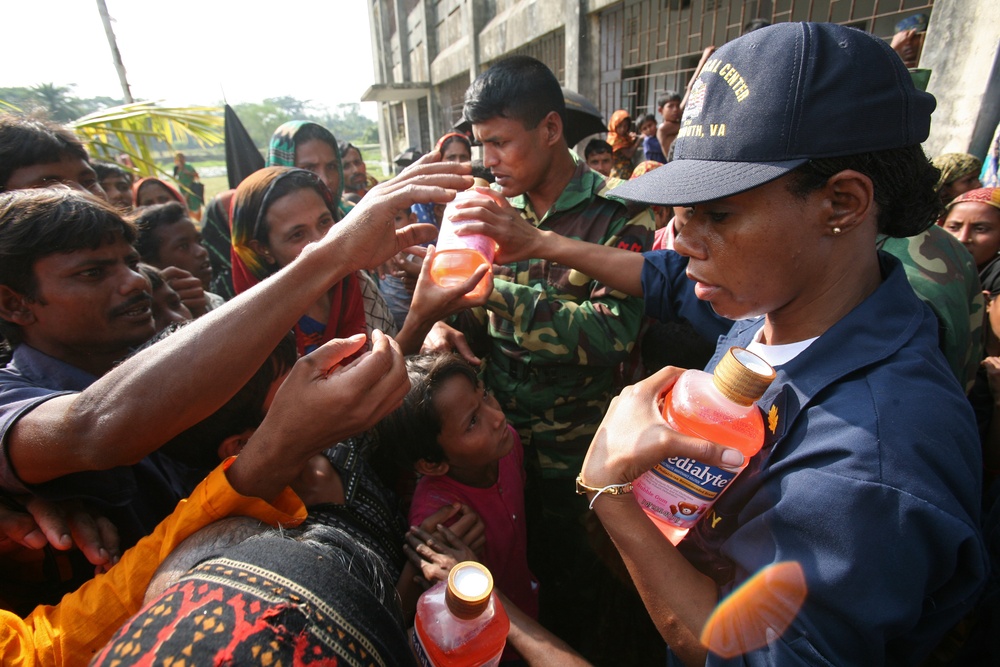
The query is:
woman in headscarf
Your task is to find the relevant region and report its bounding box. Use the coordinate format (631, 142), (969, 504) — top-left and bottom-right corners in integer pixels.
(231, 167), (367, 356)
(133, 177), (185, 208)
(231, 165), (486, 358)
(940, 187), (1000, 292)
(606, 109), (641, 180)
(932, 152), (983, 204)
(267, 121), (398, 334)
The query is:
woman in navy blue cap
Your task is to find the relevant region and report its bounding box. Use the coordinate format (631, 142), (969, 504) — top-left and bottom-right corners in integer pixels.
(451, 21), (988, 666)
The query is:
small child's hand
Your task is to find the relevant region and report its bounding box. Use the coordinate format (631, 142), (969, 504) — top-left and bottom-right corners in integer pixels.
(404, 523), (478, 585)
(442, 504), (486, 555)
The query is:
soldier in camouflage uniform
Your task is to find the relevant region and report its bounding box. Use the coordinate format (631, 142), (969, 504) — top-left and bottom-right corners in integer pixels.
(431, 55), (656, 660)
(879, 224), (984, 394)
(435, 57), (655, 476)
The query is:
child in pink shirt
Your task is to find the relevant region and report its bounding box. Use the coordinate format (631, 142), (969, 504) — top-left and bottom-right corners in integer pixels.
(372, 354), (539, 643)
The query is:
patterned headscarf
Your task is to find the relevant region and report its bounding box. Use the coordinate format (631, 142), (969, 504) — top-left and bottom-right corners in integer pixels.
(91, 529), (413, 667)
(606, 109), (633, 153)
(630, 160), (663, 179)
(230, 166), (365, 355)
(946, 187), (1000, 212)
(932, 153), (983, 192)
(267, 120), (351, 219)
(132, 177), (185, 208)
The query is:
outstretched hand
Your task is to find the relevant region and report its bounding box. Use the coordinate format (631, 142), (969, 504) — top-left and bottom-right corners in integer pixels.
(228, 330), (410, 501)
(327, 152), (474, 273)
(405, 522), (479, 586)
(580, 366), (746, 492)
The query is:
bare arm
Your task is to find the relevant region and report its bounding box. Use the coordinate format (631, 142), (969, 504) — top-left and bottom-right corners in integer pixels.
(450, 187), (646, 297)
(579, 367), (747, 666)
(393, 244), (490, 355)
(8, 156), (474, 485)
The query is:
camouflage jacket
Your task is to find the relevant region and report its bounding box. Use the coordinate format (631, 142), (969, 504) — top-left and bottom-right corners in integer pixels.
(458, 157), (655, 476)
(878, 225), (984, 394)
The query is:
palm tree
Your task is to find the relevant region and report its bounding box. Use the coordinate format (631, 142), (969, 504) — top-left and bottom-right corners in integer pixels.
(31, 83), (81, 122)
(71, 101), (224, 180)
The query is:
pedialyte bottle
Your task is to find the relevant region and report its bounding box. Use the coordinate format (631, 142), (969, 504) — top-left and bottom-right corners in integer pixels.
(430, 178), (496, 300)
(411, 561), (510, 667)
(633, 346), (776, 544)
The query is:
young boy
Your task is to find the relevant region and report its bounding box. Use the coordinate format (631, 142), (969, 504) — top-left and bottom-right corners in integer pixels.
(655, 91), (683, 161)
(638, 113), (664, 164)
(373, 354), (539, 639)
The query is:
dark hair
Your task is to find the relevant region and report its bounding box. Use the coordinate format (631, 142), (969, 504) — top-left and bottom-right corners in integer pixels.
(295, 123), (339, 155)
(131, 201), (188, 263)
(463, 55), (566, 130)
(584, 139), (613, 159)
(158, 332), (298, 470)
(338, 141), (361, 160)
(639, 114), (657, 126)
(92, 160), (132, 184)
(743, 18), (771, 34)
(657, 91), (682, 108)
(0, 189), (135, 344)
(370, 354), (479, 474)
(138, 262), (165, 290)
(786, 144), (943, 237)
(0, 115), (89, 189)
(470, 159), (495, 183)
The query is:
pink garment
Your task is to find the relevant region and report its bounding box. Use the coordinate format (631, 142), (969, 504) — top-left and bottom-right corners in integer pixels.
(652, 218), (677, 250)
(409, 426), (539, 628)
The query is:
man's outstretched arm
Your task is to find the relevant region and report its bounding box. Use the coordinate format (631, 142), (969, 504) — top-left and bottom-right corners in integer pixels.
(8, 156), (474, 485)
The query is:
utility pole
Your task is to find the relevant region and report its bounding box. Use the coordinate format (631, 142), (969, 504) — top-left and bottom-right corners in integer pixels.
(95, 0), (133, 103)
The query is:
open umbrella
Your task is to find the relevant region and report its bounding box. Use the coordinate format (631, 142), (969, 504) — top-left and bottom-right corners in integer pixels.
(224, 104), (264, 189)
(455, 87), (606, 147)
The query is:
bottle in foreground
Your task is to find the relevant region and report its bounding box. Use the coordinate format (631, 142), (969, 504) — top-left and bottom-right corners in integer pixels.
(411, 561), (510, 667)
(430, 178), (497, 300)
(633, 347), (776, 544)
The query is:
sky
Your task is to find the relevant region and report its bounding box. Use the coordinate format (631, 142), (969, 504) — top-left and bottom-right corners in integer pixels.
(5, 0), (379, 118)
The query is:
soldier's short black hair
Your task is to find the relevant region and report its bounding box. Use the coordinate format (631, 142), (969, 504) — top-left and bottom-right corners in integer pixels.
(463, 55), (566, 131)
(584, 139), (612, 159)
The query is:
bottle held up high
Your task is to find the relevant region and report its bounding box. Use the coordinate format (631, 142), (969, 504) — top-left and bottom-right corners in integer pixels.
(430, 178), (497, 300)
(633, 347), (776, 545)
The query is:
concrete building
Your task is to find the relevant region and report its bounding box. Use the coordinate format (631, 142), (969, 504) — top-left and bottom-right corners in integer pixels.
(362, 0), (999, 172)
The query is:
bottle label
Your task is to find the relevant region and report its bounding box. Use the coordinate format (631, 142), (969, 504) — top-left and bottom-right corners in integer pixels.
(410, 628), (437, 667)
(633, 457), (738, 528)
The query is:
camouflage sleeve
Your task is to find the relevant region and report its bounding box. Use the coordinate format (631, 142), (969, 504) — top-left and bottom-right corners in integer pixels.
(485, 208), (654, 366)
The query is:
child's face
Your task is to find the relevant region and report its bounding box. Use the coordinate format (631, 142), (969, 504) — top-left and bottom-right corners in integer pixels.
(640, 120), (657, 137)
(434, 375), (513, 473)
(662, 100), (682, 122)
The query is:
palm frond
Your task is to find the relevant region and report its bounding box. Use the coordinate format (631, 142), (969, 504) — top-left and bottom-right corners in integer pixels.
(70, 101), (223, 179)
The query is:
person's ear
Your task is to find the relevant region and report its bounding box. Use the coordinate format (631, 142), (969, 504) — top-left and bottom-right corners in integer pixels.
(217, 429), (255, 461)
(247, 239), (276, 265)
(823, 169), (874, 237)
(415, 459), (450, 477)
(541, 111), (564, 147)
(0, 286), (37, 327)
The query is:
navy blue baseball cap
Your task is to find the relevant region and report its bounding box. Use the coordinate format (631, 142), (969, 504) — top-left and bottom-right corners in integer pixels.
(610, 22), (936, 206)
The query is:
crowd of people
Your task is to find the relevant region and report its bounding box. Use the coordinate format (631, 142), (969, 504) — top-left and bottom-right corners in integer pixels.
(0, 17), (998, 667)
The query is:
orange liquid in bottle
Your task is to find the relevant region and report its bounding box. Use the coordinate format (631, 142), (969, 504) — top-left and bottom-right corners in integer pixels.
(430, 248), (494, 300)
(412, 598), (509, 666)
(633, 348), (774, 545)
